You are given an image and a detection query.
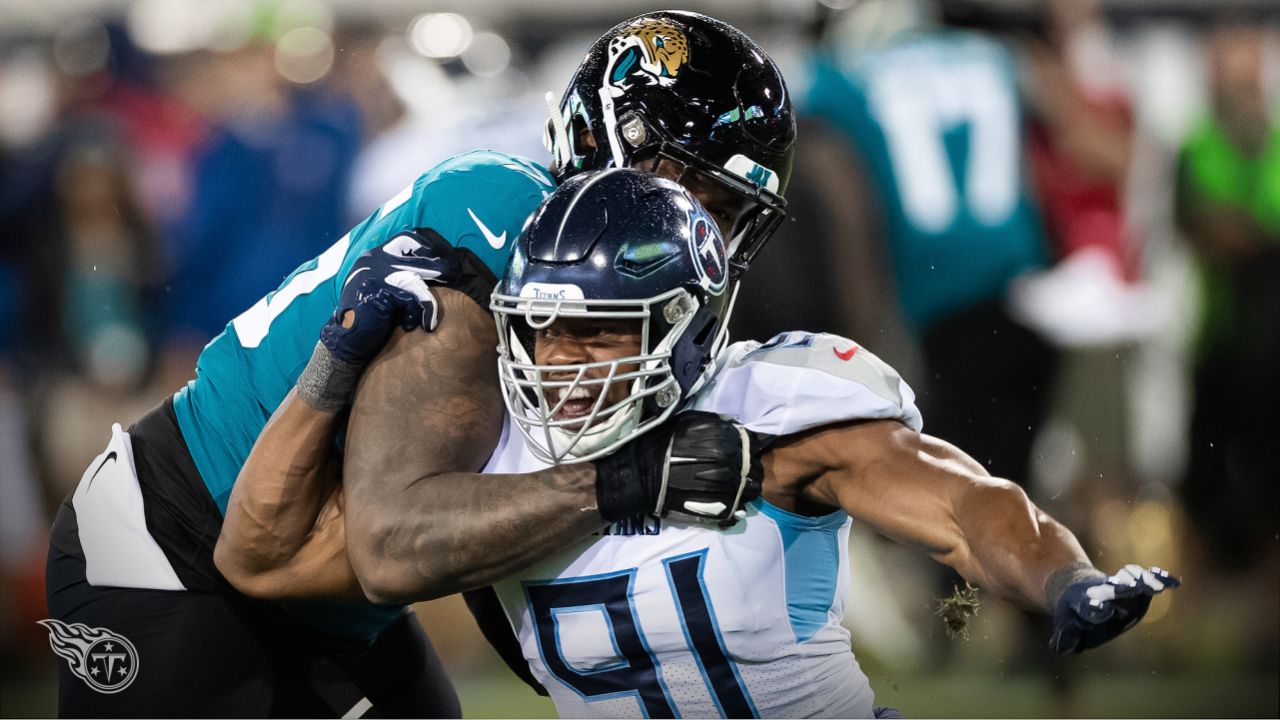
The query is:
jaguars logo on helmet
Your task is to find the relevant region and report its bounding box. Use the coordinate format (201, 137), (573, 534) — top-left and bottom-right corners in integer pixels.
(605, 18), (690, 90)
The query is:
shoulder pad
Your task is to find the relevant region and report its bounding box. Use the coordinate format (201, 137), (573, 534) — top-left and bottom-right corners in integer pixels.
(691, 331), (923, 436)
(427, 150), (555, 190)
(364, 151), (555, 280)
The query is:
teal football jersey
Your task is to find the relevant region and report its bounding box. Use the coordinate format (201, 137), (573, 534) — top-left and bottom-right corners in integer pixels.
(173, 149), (552, 513)
(808, 32), (1047, 331)
(169, 150), (552, 641)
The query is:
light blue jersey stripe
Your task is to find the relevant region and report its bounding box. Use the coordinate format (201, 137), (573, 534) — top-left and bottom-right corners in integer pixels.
(752, 499), (848, 643)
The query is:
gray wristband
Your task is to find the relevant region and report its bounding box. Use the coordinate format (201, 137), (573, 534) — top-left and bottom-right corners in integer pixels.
(1044, 562), (1106, 611)
(297, 343), (364, 412)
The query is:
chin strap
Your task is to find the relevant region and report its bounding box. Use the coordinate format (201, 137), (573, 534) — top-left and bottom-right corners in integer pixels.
(545, 91), (572, 172)
(597, 85), (627, 169)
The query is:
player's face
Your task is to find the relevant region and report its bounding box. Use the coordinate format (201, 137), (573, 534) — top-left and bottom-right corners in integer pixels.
(532, 317), (644, 426)
(577, 131), (750, 237)
(638, 156), (753, 238)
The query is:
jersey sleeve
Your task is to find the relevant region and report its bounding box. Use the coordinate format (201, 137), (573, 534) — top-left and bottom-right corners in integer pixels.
(689, 331), (923, 436)
(339, 150), (555, 284)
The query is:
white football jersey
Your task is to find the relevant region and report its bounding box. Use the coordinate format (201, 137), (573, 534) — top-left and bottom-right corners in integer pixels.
(485, 332), (921, 719)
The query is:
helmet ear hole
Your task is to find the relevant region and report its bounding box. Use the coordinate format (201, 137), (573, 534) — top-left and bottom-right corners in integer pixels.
(668, 307), (719, 397)
(690, 311), (717, 347)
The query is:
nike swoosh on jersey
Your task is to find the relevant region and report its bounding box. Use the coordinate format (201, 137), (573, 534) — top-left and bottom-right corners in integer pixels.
(85, 451), (118, 490)
(468, 209), (508, 249)
(833, 345), (858, 361)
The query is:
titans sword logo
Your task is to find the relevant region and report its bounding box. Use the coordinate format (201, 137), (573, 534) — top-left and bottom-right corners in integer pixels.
(39, 619), (139, 693)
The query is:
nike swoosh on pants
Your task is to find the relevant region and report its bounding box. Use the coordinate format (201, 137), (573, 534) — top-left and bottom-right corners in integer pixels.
(85, 451), (118, 490)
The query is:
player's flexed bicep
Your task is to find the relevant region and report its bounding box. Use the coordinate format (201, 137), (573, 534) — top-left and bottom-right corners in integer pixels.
(777, 420), (1178, 653)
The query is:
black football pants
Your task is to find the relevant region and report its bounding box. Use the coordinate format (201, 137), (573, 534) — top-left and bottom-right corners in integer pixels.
(45, 501), (460, 719)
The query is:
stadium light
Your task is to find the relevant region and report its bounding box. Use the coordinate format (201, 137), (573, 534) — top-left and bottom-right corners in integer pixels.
(408, 13), (474, 59)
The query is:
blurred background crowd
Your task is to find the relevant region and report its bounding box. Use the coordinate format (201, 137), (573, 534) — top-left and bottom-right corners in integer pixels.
(0, 0), (1276, 716)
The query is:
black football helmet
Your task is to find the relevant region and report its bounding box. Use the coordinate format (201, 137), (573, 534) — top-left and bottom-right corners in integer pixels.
(492, 169), (734, 464)
(545, 11), (795, 275)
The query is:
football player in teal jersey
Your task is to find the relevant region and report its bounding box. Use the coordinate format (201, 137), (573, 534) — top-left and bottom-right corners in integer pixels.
(44, 11), (792, 718)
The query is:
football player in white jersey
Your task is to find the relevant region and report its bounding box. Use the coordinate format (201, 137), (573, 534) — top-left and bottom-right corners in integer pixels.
(476, 168), (1179, 718)
(219, 169), (1178, 718)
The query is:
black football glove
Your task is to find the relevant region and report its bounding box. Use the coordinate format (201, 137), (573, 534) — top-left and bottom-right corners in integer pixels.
(1049, 564), (1181, 654)
(594, 411), (763, 527)
(299, 230), (459, 411)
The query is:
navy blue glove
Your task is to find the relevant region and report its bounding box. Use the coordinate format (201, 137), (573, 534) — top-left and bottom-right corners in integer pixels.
(299, 230), (459, 411)
(319, 230), (459, 367)
(1050, 564), (1180, 654)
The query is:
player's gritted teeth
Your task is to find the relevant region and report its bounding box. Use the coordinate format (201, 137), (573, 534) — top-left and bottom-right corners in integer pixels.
(551, 385), (599, 422)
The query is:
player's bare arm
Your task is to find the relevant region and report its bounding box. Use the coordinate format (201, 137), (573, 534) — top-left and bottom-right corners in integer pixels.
(342, 289), (607, 604)
(214, 232), (448, 601)
(214, 287), (603, 604)
(215, 389), (362, 601)
(215, 284), (759, 607)
(765, 419), (1093, 610)
(764, 416), (1178, 653)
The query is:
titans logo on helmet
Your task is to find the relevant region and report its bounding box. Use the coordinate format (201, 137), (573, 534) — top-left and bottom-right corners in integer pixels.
(689, 216), (727, 293)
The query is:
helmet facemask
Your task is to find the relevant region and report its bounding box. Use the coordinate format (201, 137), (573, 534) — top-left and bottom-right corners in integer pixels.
(492, 288), (704, 465)
(624, 140), (786, 276)
(544, 91), (602, 180)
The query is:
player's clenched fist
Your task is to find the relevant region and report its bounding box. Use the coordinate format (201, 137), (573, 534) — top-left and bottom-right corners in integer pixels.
(594, 411), (763, 527)
(301, 230), (459, 411)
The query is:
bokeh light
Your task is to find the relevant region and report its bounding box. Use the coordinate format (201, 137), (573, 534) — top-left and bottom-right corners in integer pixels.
(408, 12), (474, 59)
(126, 0), (211, 55)
(461, 31), (512, 77)
(274, 26), (334, 84)
(0, 50), (56, 148)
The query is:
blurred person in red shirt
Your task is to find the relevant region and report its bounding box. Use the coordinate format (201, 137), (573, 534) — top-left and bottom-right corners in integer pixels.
(1023, 0), (1137, 282)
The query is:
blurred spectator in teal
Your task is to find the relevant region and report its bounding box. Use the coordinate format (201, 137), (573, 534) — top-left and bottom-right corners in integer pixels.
(1175, 21), (1279, 573)
(59, 134), (158, 379)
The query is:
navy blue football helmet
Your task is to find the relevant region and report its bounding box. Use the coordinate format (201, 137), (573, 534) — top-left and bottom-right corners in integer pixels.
(545, 11), (795, 276)
(492, 169), (734, 464)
